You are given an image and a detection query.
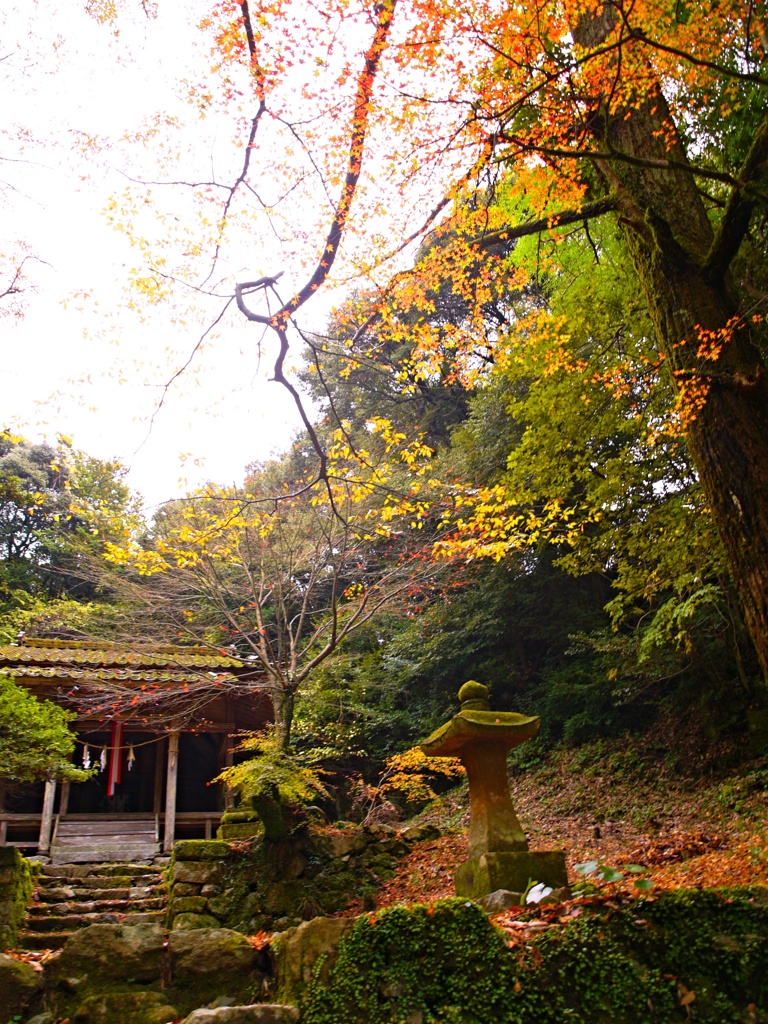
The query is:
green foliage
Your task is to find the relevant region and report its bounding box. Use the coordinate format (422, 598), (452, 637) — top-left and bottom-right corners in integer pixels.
(293, 555), (612, 765)
(0, 431), (143, 638)
(302, 899), (514, 1024)
(291, 618), (444, 762)
(215, 728), (329, 807)
(573, 859), (654, 893)
(301, 890), (768, 1024)
(0, 674), (90, 782)
(441, 217), (760, 713)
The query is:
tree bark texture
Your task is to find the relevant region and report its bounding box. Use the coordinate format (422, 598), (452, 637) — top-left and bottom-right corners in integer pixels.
(596, 91), (768, 683)
(272, 687), (296, 751)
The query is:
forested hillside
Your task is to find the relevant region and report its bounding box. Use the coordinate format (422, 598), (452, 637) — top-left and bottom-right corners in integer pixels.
(1, 0), (767, 871)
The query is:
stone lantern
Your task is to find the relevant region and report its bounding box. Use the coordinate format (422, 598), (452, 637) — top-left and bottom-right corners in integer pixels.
(420, 681), (567, 899)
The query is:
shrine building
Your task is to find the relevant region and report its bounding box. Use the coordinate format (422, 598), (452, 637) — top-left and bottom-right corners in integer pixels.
(0, 637), (270, 861)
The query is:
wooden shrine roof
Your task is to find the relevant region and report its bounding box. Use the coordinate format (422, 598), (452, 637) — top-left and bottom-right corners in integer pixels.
(0, 637), (251, 689)
(0, 638), (271, 731)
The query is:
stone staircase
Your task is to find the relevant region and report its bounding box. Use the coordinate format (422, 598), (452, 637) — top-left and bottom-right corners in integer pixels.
(18, 862), (167, 949)
(50, 817), (161, 864)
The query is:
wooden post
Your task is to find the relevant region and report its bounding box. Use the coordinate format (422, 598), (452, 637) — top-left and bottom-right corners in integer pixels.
(39, 778), (57, 855)
(59, 780), (70, 818)
(222, 735), (235, 810)
(0, 780), (6, 845)
(153, 736), (165, 816)
(163, 731), (179, 854)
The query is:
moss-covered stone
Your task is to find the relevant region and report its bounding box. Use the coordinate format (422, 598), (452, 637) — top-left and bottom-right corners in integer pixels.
(218, 821), (264, 840)
(175, 882), (203, 896)
(174, 861), (227, 885)
(299, 889), (768, 1024)
(54, 923), (166, 984)
(173, 912), (222, 930)
(207, 887), (247, 919)
(274, 917), (356, 1006)
(0, 951), (43, 1023)
(220, 810), (262, 824)
(0, 847), (38, 950)
(174, 840), (231, 862)
(169, 927), (259, 983)
(166, 823), (423, 934)
(455, 849), (568, 898)
(71, 991), (179, 1024)
(173, 895), (209, 914)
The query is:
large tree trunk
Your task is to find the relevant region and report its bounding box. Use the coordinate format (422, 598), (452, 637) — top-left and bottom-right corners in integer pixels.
(594, 90), (768, 683)
(272, 686), (296, 751)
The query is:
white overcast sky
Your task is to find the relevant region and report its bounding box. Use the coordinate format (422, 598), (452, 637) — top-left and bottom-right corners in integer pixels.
(1, 2), (335, 510)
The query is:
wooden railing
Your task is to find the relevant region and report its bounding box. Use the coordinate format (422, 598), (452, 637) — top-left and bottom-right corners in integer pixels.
(0, 811), (224, 848)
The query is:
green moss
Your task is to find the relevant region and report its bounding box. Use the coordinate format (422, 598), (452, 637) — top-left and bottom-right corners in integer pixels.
(217, 821), (264, 840)
(167, 825), (412, 934)
(0, 849), (38, 949)
(300, 889), (768, 1024)
(173, 840), (230, 861)
(172, 912), (221, 930)
(172, 896), (208, 914)
(220, 810), (261, 824)
(0, 847), (19, 869)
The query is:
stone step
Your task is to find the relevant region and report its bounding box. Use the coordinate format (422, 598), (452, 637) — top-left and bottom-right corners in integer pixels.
(56, 819), (157, 834)
(120, 910), (166, 925)
(54, 835), (157, 845)
(28, 896), (167, 915)
(37, 885), (164, 902)
(41, 862), (160, 877)
(37, 872), (164, 886)
(24, 907), (167, 933)
(50, 847), (160, 865)
(17, 929), (75, 950)
(39, 876), (163, 892)
(24, 911), (126, 931)
(18, 860), (169, 951)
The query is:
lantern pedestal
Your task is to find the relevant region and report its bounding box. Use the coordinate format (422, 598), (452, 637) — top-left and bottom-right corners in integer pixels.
(420, 681), (568, 901)
(455, 850), (568, 899)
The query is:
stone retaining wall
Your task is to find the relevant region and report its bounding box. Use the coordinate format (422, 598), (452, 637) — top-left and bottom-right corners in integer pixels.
(0, 846), (38, 950)
(166, 824), (439, 933)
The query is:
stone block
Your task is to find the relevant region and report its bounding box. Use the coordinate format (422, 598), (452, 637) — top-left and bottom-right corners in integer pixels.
(172, 912), (222, 930)
(174, 861), (226, 885)
(479, 889), (524, 913)
(182, 1006), (299, 1024)
(327, 831), (367, 858)
(70, 990), (178, 1024)
(220, 810), (261, 824)
(454, 850), (568, 899)
(174, 882), (202, 896)
(170, 927), (257, 981)
(0, 847), (18, 868)
(174, 840), (231, 861)
(217, 822), (263, 840)
(173, 896), (209, 913)
(0, 951), (43, 1021)
(274, 916), (356, 1005)
(54, 923), (165, 984)
(206, 887), (242, 918)
(400, 825), (440, 843)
